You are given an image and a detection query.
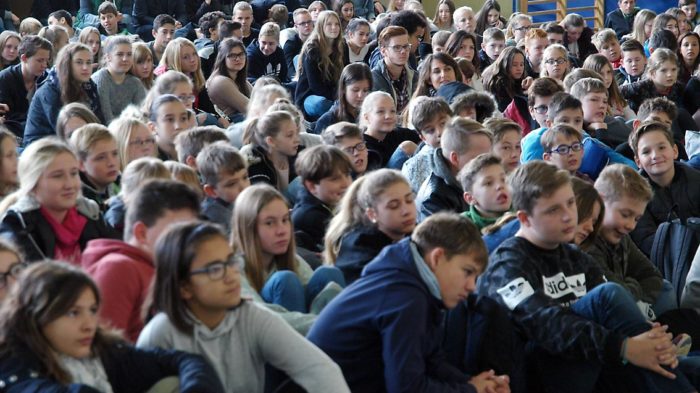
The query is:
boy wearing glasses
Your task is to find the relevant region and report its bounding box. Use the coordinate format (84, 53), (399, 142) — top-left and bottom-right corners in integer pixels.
(542, 124), (587, 180)
(82, 180), (200, 342)
(284, 9), (314, 79)
(372, 26), (418, 114)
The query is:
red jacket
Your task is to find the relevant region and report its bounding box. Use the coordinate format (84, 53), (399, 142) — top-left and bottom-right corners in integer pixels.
(81, 239), (154, 343)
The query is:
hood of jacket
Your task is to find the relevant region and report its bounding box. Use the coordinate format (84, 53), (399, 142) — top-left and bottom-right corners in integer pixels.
(431, 147), (460, 189)
(80, 238), (152, 271)
(9, 194), (100, 221)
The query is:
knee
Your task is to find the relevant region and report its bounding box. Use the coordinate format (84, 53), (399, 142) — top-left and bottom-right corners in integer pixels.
(269, 270), (303, 288)
(399, 141), (418, 156)
(314, 266), (346, 287)
(595, 282), (631, 304)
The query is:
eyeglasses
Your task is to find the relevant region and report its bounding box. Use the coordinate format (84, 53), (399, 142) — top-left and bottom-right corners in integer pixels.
(548, 142), (583, 155)
(532, 105), (548, 115)
(128, 137), (156, 147)
(189, 256), (241, 281)
(514, 25), (532, 32)
(177, 95), (196, 103)
(0, 262), (26, 289)
(296, 20), (313, 26)
(545, 58), (567, 65)
(388, 44), (412, 53)
(226, 52), (246, 61)
(341, 141), (367, 154)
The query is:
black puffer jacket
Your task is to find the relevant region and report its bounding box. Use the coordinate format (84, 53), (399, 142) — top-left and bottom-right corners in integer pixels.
(415, 147), (468, 222)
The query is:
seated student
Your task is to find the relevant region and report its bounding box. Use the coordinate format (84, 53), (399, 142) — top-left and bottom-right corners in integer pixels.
(310, 213), (511, 392)
(231, 184), (346, 313)
(198, 143), (249, 234)
(592, 28), (622, 69)
(92, 36), (147, 124)
(540, 44), (571, 83)
(450, 90), (499, 123)
(521, 92), (636, 172)
(136, 220), (349, 392)
(560, 13), (598, 66)
(97, 1), (130, 37)
(370, 26), (419, 116)
(173, 126), (228, 169)
(0, 238), (24, 302)
(48, 10), (81, 42)
(104, 157), (171, 236)
(682, 0), (700, 28)
(583, 54), (636, 121)
(0, 261), (226, 393)
(459, 153), (512, 230)
(604, 0), (639, 39)
(322, 122), (380, 178)
(360, 91), (421, 168)
(505, 78), (560, 140)
(344, 18), (372, 65)
(243, 110), (301, 192)
(194, 11), (225, 67)
(629, 121), (700, 256)
(284, 9), (314, 79)
(416, 117), (493, 221)
(541, 124), (588, 180)
(0, 138), (116, 263)
(133, 0), (188, 42)
(325, 169), (416, 284)
(570, 77), (632, 149)
(23, 43), (105, 148)
(147, 14), (176, 66)
(55, 103), (101, 141)
(616, 39), (647, 86)
(587, 163), (673, 319)
(486, 118), (522, 173)
(18, 18), (43, 38)
(109, 116), (158, 174)
(621, 48), (684, 113)
(0, 36), (51, 139)
(69, 124), (121, 211)
(206, 38), (253, 123)
(629, 97), (690, 161)
(292, 145), (353, 253)
(246, 22), (289, 85)
(232, 2), (259, 47)
(148, 94), (192, 161)
(477, 161), (695, 393)
(677, 32), (700, 86)
(411, 53), (465, 101)
(523, 28), (548, 78)
(478, 27), (506, 73)
(82, 179), (199, 343)
(402, 97), (453, 192)
(315, 63), (373, 134)
(131, 42), (156, 89)
(482, 46), (528, 112)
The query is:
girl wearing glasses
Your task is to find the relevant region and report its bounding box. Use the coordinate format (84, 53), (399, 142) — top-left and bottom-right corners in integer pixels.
(0, 261), (225, 393)
(0, 238), (23, 301)
(24, 43), (105, 148)
(315, 63), (372, 134)
(296, 11), (345, 120)
(0, 138), (116, 264)
(325, 169), (416, 284)
(540, 44), (571, 82)
(505, 13), (533, 47)
(138, 220), (350, 392)
(206, 38), (253, 124)
(109, 116), (158, 171)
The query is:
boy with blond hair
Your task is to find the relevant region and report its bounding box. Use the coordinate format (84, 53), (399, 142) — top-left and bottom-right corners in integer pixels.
(70, 124), (121, 210)
(458, 153), (511, 230)
(478, 160), (694, 392)
(246, 21), (289, 84)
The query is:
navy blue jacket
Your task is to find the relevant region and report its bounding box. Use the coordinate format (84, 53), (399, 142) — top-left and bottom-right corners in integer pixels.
(335, 224), (394, 284)
(283, 33), (303, 78)
(0, 64), (46, 138)
(604, 8), (638, 39)
(133, 0), (188, 28)
(0, 342), (225, 392)
(246, 41), (289, 84)
(307, 238), (475, 393)
(23, 68), (105, 148)
(292, 185), (332, 253)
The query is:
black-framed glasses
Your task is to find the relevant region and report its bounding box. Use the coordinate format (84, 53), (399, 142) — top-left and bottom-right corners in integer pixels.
(128, 137), (156, 147)
(545, 58), (567, 65)
(532, 105), (548, 115)
(0, 262), (26, 289)
(342, 141), (367, 154)
(388, 44), (412, 53)
(189, 256), (241, 281)
(549, 142), (583, 155)
(226, 52), (246, 61)
(177, 95), (196, 103)
(296, 20), (313, 26)
(514, 25), (532, 32)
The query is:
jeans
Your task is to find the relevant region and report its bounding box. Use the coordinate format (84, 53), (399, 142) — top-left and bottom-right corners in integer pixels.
(303, 95), (333, 118)
(261, 267), (346, 313)
(387, 147), (411, 170)
(531, 283), (694, 393)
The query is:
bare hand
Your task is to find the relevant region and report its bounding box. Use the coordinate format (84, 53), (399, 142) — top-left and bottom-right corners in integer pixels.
(625, 325), (677, 379)
(0, 103), (9, 113)
(175, 20), (183, 29)
(522, 76), (534, 91)
(470, 370), (510, 393)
